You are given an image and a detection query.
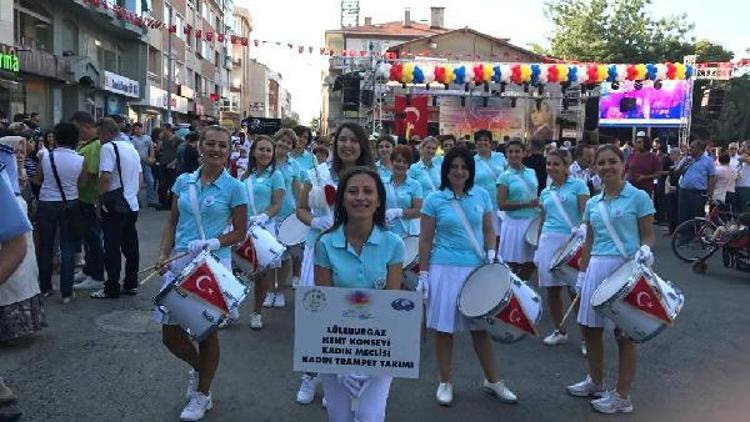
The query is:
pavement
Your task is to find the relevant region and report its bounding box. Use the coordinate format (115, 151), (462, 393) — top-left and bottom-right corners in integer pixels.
(2, 208), (750, 422)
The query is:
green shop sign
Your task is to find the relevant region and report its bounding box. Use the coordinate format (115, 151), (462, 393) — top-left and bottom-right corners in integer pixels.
(0, 44), (20, 74)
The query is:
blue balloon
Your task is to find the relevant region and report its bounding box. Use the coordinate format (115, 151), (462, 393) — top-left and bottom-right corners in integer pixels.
(685, 65), (694, 79)
(530, 64), (541, 85)
(607, 65), (618, 82)
(493, 65), (502, 83)
(413, 66), (425, 84)
(568, 66), (578, 82)
(454, 66), (466, 84)
(646, 64), (658, 81)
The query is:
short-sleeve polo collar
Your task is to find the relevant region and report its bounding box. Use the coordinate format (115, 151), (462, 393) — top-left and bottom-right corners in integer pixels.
(329, 224), (385, 249)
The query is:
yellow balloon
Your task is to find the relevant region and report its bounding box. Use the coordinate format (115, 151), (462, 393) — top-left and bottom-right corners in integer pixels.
(597, 65), (608, 82)
(483, 64), (493, 82)
(674, 63), (686, 79)
(558, 64), (569, 82)
(520, 64), (532, 82)
(635, 64), (647, 80)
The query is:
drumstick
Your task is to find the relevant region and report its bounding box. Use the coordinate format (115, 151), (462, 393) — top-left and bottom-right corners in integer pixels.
(559, 294), (580, 328)
(137, 252), (190, 275)
(138, 268), (163, 287)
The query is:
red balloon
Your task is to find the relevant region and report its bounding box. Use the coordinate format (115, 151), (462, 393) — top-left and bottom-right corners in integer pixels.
(626, 65), (637, 81)
(390, 63), (403, 82)
(666, 62), (677, 80)
(587, 65), (598, 84)
(511, 64), (522, 84)
(548, 65), (559, 83)
(473, 64), (484, 84)
(435, 66), (446, 84)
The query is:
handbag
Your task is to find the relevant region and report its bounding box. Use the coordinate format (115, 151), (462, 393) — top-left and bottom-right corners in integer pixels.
(99, 142), (132, 213)
(49, 150), (83, 238)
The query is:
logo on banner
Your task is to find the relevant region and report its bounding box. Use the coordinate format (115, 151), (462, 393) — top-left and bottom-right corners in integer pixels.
(179, 263), (229, 313)
(303, 288), (327, 312)
(343, 290), (374, 320)
(391, 298), (415, 311)
(394, 95), (428, 139)
(496, 295), (537, 336)
(623, 276), (672, 323)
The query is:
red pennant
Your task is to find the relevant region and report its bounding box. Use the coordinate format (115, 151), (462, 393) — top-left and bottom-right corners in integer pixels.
(324, 185), (337, 206)
(168, 25), (177, 33)
(217, 33), (225, 42)
(179, 263), (230, 313)
(496, 295), (537, 336)
(235, 237), (259, 272)
(298, 46), (304, 54)
(184, 24), (192, 35)
(309, 46), (314, 54)
(623, 276), (672, 324)
(205, 31), (213, 41)
(230, 35), (237, 44)
(243, 38), (250, 47)
(566, 246), (584, 271)
(195, 29), (202, 38)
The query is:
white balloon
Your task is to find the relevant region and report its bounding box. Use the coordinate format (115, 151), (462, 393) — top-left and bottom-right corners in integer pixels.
(377, 63), (392, 79)
(538, 64), (549, 84)
(500, 64), (512, 83)
(655, 63), (667, 81)
(616, 64), (628, 82)
(423, 65), (435, 84)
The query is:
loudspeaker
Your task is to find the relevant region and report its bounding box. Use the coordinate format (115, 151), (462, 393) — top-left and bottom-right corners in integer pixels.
(428, 122), (439, 136)
(341, 74), (361, 112)
(619, 97), (636, 112)
(361, 90), (373, 107)
(584, 97), (600, 131)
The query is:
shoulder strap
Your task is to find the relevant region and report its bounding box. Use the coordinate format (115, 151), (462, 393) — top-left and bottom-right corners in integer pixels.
(188, 176), (207, 241)
(423, 163), (436, 190)
(49, 150), (69, 205)
(449, 198), (484, 261)
(549, 189), (574, 229)
(596, 200), (629, 258)
(244, 174), (258, 215)
(478, 156), (499, 180)
(111, 142), (125, 190)
(514, 169), (535, 198)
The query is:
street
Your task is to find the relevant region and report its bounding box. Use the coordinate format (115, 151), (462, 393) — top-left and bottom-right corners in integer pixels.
(2, 207), (750, 422)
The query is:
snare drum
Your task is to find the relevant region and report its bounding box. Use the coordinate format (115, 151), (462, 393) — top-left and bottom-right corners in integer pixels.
(402, 236), (419, 270)
(525, 216), (541, 247)
(591, 259), (685, 343)
(180, 250), (249, 311)
(549, 233), (585, 285)
(277, 214), (310, 246)
(154, 282), (226, 341)
(458, 263), (542, 343)
(234, 225), (286, 274)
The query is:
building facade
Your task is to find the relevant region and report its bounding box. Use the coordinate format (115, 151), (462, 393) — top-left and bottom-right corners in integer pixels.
(247, 58), (286, 119)
(224, 5), (252, 130)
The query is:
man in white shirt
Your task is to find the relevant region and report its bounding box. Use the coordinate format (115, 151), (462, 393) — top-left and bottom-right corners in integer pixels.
(569, 142), (601, 194)
(91, 118), (143, 299)
(130, 122), (157, 206)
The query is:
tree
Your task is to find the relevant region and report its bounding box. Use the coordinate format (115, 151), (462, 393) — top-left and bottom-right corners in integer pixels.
(309, 116), (321, 131)
(280, 116), (298, 128)
(544, 0), (695, 62)
(693, 39), (734, 62)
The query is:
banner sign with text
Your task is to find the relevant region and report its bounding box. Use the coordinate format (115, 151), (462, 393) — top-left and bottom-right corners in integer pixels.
(293, 286), (423, 379)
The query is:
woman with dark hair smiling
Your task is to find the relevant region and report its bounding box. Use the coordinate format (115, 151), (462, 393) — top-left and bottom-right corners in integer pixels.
(315, 166), (404, 421)
(294, 122), (374, 406)
(375, 135), (395, 183)
(420, 147), (517, 407)
(384, 145), (423, 237)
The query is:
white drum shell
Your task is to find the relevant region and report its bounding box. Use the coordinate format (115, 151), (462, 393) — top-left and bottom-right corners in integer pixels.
(458, 263), (513, 319)
(402, 236), (420, 269)
(591, 260), (685, 343)
(154, 283), (225, 342)
(525, 217), (541, 247)
(234, 226), (286, 274)
(179, 251), (249, 311)
(484, 276), (543, 343)
(549, 234), (585, 285)
(277, 214), (310, 246)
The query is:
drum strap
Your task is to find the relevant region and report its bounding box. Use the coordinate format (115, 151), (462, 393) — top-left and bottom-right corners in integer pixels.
(450, 199), (485, 261)
(422, 162), (436, 191)
(549, 189), (574, 229)
(188, 180), (207, 241)
(596, 200), (629, 259)
(244, 174), (258, 216)
(478, 155), (500, 180)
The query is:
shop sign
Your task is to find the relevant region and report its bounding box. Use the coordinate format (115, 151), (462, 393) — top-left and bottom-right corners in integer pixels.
(104, 71), (140, 98)
(178, 85), (194, 99)
(0, 44), (20, 74)
(147, 85), (188, 113)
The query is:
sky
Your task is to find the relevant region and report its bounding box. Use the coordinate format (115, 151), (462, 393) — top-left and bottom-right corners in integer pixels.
(238, 0), (749, 124)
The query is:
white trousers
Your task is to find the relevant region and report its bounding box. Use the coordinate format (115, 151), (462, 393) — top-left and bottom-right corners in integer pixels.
(320, 374), (392, 422)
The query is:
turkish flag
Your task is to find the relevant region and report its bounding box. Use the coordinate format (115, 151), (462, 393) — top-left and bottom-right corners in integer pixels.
(496, 295), (537, 336)
(566, 246), (584, 271)
(624, 276), (672, 324)
(235, 236), (259, 272)
(217, 33), (225, 42)
(394, 95), (428, 138)
(230, 35), (237, 44)
(205, 31), (213, 41)
(179, 263), (230, 313)
(195, 29), (202, 39)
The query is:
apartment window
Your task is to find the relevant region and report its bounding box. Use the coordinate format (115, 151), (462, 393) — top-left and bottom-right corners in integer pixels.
(163, 54), (169, 78)
(174, 14), (184, 40)
(98, 47), (117, 73)
(214, 51), (220, 67)
(194, 73), (202, 95)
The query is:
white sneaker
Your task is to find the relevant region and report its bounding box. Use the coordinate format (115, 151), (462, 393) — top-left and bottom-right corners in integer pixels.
(566, 375), (606, 398)
(74, 270), (86, 282)
(250, 313), (263, 330)
(322, 397), (327, 408)
(296, 374), (320, 404)
(180, 392), (213, 421)
(580, 341), (588, 357)
(436, 382), (453, 406)
(482, 379), (517, 403)
(185, 370), (198, 399)
(543, 330), (569, 346)
(274, 292), (286, 308)
(292, 276), (300, 288)
(73, 276), (104, 290)
(263, 293), (276, 308)
(591, 390), (633, 414)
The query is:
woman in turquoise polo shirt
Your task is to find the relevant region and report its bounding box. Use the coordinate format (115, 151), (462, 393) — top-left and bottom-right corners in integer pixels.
(154, 126), (248, 422)
(420, 147), (517, 407)
(408, 137), (441, 196)
(566, 145), (655, 415)
(295, 122), (375, 406)
(497, 139), (540, 280)
(270, 128), (304, 308)
(384, 145), (423, 238)
(291, 125), (316, 171)
(375, 135), (394, 183)
(473, 130), (507, 237)
(315, 166), (404, 421)
(534, 150), (589, 350)
(241, 135), (285, 330)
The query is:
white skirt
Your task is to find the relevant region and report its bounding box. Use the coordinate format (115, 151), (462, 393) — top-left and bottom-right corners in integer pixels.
(534, 231), (573, 288)
(577, 256), (627, 328)
(300, 243), (316, 287)
(498, 217), (536, 264)
(426, 264), (482, 334)
(152, 253), (233, 325)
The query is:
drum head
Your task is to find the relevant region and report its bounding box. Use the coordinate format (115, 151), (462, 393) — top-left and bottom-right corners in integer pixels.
(458, 263), (512, 318)
(525, 217), (541, 246)
(591, 259), (638, 306)
(278, 215), (310, 246)
(402, 236), (419, 269)
(550, 234), (583, 270)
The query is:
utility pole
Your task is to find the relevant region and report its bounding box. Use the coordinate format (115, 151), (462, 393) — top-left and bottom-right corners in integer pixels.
(166, 4), (173, 124)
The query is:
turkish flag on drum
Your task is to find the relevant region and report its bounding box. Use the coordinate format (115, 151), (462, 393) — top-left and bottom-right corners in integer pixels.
(624, 276), (672, 324)
(566, 246), (584, 271)
(394, 95), (428, 139)
(496, 295), (537, 336)
(235, 236), (259, 272)
(179, 263), (230, 313)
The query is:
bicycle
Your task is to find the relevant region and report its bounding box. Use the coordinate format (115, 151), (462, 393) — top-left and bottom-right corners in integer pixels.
(671, 200), (735, 262)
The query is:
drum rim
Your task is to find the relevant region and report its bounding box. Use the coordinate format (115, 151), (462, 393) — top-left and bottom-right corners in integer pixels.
(278, 214), (310, 246)
(402, 236), (420, 268)
(458, 263), (513, 318)
(524, 216), (542, 246)
(549, 233), (583, 272)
